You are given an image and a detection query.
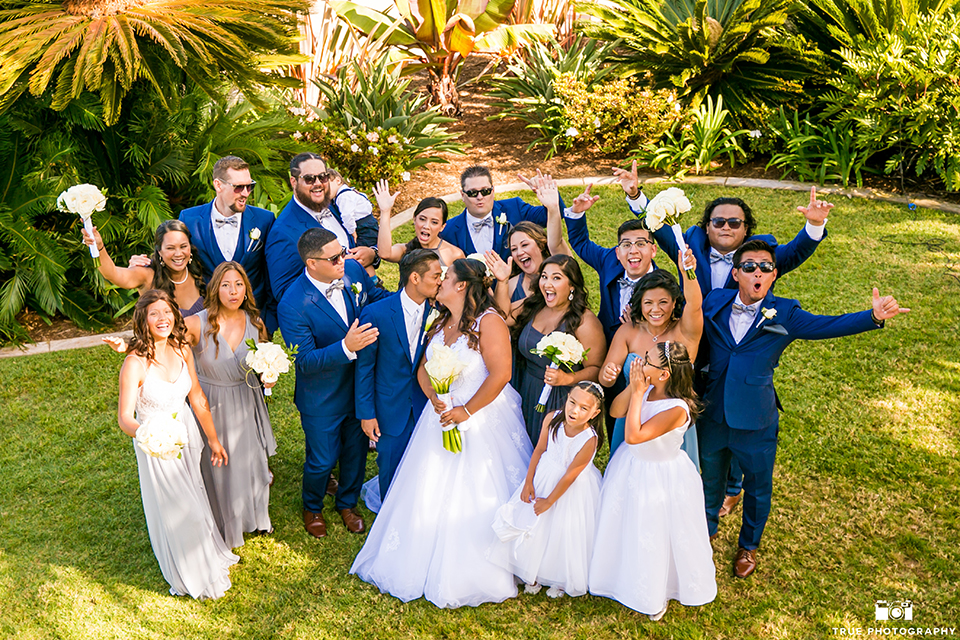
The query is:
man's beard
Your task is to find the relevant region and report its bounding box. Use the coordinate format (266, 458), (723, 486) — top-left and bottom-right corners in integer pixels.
(296, 185), (328, 212)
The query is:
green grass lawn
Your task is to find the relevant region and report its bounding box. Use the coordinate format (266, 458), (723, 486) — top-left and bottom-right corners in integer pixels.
(1, 184), (959, 639)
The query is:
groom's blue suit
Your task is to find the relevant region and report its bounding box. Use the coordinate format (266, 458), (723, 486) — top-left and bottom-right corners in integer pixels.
(277, 260), (387, 513)
(178, 201), (278, 332)
(699, 288), (882, 550)
(355, 293), (430, 500)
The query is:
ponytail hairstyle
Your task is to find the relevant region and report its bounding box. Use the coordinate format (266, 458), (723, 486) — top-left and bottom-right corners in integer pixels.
(203, 262), (267, 358)
(405, 197), (449, 253)
(424, 258), (501, 351)
(150, 220), (206, 301)
(548, 381), (606, 441)
(128, 289), (189, 362)
(657, 341), (701, 420)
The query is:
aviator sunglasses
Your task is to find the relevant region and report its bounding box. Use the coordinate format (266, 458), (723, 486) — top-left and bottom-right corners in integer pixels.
(463, 187), (494, 198)
(736, 261), (776, 273)
(298, 171), (332, 185)
(221, 180), (257, 195)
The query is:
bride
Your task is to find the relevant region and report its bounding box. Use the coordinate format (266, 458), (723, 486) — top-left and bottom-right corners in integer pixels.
(116, 289), (238, 599)
(351, 258), (533, 608)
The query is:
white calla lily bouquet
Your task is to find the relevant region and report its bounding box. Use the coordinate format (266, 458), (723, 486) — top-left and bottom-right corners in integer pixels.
(424, 344), (467, 453)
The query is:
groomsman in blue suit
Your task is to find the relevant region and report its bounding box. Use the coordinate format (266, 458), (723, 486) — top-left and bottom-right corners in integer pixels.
(356, 249), (444, 500)
(439, 165), (565, 261)
(699, 239), (908, 578)
(176, 155), (277, 331)
(266, 153), (380, 303)
(277, 227), (388, 538)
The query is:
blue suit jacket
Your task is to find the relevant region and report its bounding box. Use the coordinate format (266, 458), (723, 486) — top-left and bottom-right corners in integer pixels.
(701, 288), (881, 431)
(439, 196), (564, 261)
(178, 201), (277, 332)
(354, 293), (430, 436)
(651, 223), (825, 297)
(563, 211), (659, 342)
(266, 197), (369, 304)
(277, 260), (388, 419)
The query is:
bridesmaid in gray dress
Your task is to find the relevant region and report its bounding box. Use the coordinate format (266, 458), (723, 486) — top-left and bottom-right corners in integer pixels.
(505, 255), (607, 443)
(186, 261), (277, 548)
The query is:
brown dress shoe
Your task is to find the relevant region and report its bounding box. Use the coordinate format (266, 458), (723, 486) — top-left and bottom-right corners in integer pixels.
(710, 531), (719, 542)
(303, 510), (327, 538)
(339, 508), (366, 534)
(719, 492), (742, 517)
(734, 547), (757, 578)
(326, 475), (339, 497)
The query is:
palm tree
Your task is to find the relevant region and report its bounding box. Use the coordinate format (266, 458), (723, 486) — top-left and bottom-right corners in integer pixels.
(0, 0), (308, 125)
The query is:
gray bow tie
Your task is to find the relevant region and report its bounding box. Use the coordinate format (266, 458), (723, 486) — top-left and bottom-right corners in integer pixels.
(709, 249), (733, 265)
(325, 279), (345, 299)
(618, 277), (638, 291)
(214, 216), (239, 228)
(731, 302), (757, 316)
(472, 216), (493, 232)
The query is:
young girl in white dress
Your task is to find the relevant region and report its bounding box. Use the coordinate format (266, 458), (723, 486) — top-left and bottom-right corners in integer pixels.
(492, 381), (603, 598)
(589, 341), (716, 620)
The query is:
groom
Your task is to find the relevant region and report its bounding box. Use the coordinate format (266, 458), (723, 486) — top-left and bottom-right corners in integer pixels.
(277, 227), (388, 538)
(699, 239), (908, 578)
(356, 249), (443, 500)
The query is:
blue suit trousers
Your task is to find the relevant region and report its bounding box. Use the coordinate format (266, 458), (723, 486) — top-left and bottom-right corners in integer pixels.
(301, 413), (367, 512)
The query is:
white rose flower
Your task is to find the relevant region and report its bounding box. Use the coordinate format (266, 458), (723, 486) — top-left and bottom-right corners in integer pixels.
(57, 183), (107, 219)
(565, 127), (579, 137)
(401, 171), (411, 182)
(370, 147), (379, 155)
(249, 228), (261, 240)
(465, 253), (493, 277)
(350, 144), (360, 152)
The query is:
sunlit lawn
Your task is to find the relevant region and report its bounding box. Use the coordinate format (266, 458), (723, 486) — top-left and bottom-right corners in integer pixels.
(1, 184), (958, 638)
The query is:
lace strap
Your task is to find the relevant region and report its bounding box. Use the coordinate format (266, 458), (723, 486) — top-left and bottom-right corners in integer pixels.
(472, 307), (505, 330)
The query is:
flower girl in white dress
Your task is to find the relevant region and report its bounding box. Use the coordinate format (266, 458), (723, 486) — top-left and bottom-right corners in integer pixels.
(492, 381), (604, 598)
(589, 341), (716, 620)
(351, 258), (533, 608)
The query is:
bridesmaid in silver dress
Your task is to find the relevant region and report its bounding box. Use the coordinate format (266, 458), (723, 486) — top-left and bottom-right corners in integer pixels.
(116, 290), (237, 599)
(185, 262), (277, 547)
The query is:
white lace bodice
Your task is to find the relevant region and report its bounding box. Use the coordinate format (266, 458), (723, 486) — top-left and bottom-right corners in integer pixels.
(135, 359), (191, 424)
(542, 420), (598, 469)
(426, 311), (501, 401)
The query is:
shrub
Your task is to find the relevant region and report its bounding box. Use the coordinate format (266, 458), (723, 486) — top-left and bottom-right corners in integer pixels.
(311, 58), (465, 190)
(765, 108), (869, 188)
(553, 75), (682, 154)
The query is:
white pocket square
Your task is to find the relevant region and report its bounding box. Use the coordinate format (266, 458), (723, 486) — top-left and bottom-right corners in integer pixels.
(762, 324), (789, 335)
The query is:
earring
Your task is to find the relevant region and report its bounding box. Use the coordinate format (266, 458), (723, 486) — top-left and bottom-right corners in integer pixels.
(659, 374), (666, 380)
(568, 292), (574, 301)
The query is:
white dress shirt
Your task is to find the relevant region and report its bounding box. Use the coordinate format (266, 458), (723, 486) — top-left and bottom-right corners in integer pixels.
(294, 194), (350, 250)
(399, 289), (425, 362)
(729, 294), (762, 344)
(619, 275), (641, 316)
(305, 269), (356, 360)
(334, 186), (373, 236)
(466, 213), (495, 254)
(211, 206), (241, 261)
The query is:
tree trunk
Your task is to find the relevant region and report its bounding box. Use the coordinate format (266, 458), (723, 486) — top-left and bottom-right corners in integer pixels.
(427, 60), (462, 118)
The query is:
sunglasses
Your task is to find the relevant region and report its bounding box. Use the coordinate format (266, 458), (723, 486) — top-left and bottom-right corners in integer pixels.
(736, 261), (776, 273)
(463, 187), (493, 198)
(710, 217), (744, 230)
(222, 180), (257, 195)
(618, 238), (654, 250)
(299, 172), (331, 185)
(311, 248), (347, 265)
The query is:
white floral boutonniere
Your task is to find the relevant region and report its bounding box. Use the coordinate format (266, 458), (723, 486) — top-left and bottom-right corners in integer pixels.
(440, 266), (448, 281)
(496, 212), (508, 230)
(247, 227), (262, 251)
(424, 308), (440, 332)
(350, 282), (362, 295)
(758, 307), (777, 326)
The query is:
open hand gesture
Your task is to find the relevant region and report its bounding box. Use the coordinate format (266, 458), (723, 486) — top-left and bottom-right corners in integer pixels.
(797, 186), (833, 225)
(629, 357), (651, 393)
(872, 288), (910, 322)
(373, 179), (399, 215)
(102, 336), (127, 353)
(571, 184), (600, 214)
(343, 319), (379, 352)
(484, 250), (512, 283)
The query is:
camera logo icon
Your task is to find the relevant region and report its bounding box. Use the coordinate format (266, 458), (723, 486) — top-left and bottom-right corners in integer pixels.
(875, 600), (914, 621)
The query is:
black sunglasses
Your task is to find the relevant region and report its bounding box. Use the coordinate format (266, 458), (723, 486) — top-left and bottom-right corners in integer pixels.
(298, 172), (331, 185)
(311, 248), (347, 264)
(736, 261), (775, 273)
(463, 187), (493, 198)
(710, 217), (744, 230)
(222, 180), (256, 195)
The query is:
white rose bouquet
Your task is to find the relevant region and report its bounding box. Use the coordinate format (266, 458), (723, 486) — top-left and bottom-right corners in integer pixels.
(57, 183), (107, 268)
(424, 344), (467, 453)
(531, 332), (589, 412)
(136, 412), (188, 460)
(244, 340), (297, 396)
(644, 187), (696, 280)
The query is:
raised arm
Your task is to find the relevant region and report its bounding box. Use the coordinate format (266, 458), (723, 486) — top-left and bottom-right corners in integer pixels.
(484, 250), (514, 319)
(677, 249), (703, 352)
(82, 225), (153, 291)
(374, 180), (406, 263)
(623, 364), (687, 445)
